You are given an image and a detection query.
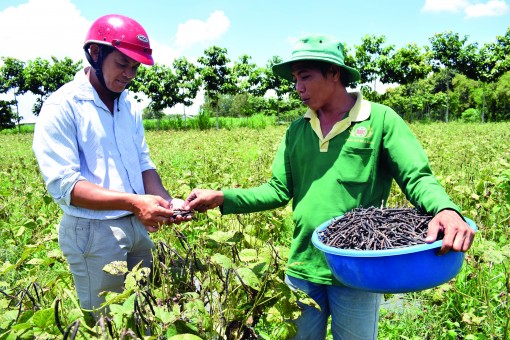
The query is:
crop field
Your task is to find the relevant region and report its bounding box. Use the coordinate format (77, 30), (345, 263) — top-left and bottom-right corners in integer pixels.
(0, 122), (509, 339)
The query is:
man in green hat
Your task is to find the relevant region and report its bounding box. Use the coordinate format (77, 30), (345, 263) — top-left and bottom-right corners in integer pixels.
(184, 33), (475, 339)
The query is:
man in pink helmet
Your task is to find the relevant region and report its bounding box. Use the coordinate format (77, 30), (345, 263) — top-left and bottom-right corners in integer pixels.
(32, 14), (189, 315)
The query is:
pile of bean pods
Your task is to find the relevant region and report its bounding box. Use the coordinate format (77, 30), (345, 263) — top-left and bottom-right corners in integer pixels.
(318, 206), (436, 250)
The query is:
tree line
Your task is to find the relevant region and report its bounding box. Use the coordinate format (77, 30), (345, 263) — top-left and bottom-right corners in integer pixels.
(1, 28), (510, 130)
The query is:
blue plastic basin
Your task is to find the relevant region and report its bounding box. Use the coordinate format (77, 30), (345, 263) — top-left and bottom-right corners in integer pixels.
(312, 217), (477, 293)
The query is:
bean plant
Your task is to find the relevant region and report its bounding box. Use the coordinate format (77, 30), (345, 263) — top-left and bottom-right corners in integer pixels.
(0, 122), (509, 339)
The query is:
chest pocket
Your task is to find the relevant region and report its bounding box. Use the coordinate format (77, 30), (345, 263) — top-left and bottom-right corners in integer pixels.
(336, 145), (374, 184)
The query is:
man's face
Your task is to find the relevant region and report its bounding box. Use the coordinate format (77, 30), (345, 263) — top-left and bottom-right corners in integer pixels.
(101, 50), (140, 93)
(291, 63), (336, 111)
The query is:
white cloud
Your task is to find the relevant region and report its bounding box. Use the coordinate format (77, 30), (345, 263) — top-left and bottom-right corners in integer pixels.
(151, 42), (179, 66)
(175, 10), (230, 48)
(0, 0), (89, 62)
(0, 1), (220, 121)
(422, 0), (469, 12)
(0, 0), (180, 66)
(421, 0), (509, 17)
(465, 0), (509, 17)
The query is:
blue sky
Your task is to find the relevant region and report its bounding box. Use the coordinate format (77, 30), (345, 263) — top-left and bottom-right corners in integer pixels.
(1, 0), (509, 121)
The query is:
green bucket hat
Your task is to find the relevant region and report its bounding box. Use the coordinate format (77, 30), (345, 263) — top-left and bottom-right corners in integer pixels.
(272, 33), (360, 85)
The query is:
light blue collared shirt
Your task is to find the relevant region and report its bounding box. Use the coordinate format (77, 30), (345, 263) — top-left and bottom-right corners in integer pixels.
(32, 68), (156, 220)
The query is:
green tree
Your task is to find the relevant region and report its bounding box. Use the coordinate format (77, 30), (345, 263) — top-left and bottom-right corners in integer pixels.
(142, 106), (165, 120)
(198, 46), (236, 129)
(232, 54), (265, 97)
(173, 57), (202, 123)
(132, 63), (179, 115)
(379, 43), (431, 121)
(46, 57), (82, 93)
(490, 71), (510, 121)
(428, 31), (477, 122)
(21, 57), (48, 115)
(0, 99), (16, 130)
(353, 34), (394, 92)
(466, 30), (510, 122)
(450, 74), (480, 120)
(479, 27), (510, 82)
(22, 56), (81, 115)
(261, 56), (293, 122)
(0, 57), (26, 126)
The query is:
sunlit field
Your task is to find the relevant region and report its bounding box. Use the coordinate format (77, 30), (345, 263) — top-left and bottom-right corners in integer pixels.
(1, 122), (509, 339)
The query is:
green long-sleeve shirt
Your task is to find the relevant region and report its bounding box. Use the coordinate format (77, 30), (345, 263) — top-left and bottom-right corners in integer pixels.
(222, 93), (460, 285)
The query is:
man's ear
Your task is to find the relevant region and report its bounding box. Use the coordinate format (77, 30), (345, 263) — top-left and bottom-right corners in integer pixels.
(330, 65), (342, 82)
(88, 44), (100, 63)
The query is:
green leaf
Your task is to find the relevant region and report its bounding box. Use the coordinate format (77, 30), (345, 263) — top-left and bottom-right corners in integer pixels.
(238, 248), (258, 262)
(235, 267), (260, 290)
(207, 230), (243, 244)
(102, 289), (134, 307)
(31, 308), (54, 328)
(243, 234), (264, 248)
(0, 261), (15, 275)
(15, 226), (26, 237)
(155, 305), (179, 325)
(168, 333), (203, 339)
(251, 262), (269, 276)
(10, 321), (32, 331)
(211, 253), (234, 269)
(63, 289), (82, 309)
(16, 244), (43, 266)
(0, 310), (18, 329)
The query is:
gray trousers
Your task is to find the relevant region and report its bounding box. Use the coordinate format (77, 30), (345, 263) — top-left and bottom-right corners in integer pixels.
(58, 214), (154, 311)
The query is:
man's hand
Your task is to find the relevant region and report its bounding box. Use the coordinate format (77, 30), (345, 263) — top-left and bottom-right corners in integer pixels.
(184, 189), (224, 213)
(133, 196), (191, 232)
(426, 209), (476, 255)
(169, 198), (194, 220)
(132, 195), (174, 232)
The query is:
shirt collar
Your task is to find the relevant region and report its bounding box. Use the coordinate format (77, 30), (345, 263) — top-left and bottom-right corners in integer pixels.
(303, 91), (372, 152)
(73, 68), (127, 107)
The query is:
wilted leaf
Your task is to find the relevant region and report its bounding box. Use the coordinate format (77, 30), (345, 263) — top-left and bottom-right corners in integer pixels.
(46, 249), (62, 258)
(15, 226), (26, 237)
(462, 310), (485, 325)
(266, 306), (283, 323)
(27, 258), (44, 265)
(294, 289), (320, 311)
(103, 261), (128, 276)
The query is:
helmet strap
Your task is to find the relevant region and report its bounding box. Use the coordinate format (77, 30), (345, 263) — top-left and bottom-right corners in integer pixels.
(84, 45), (122, 99)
